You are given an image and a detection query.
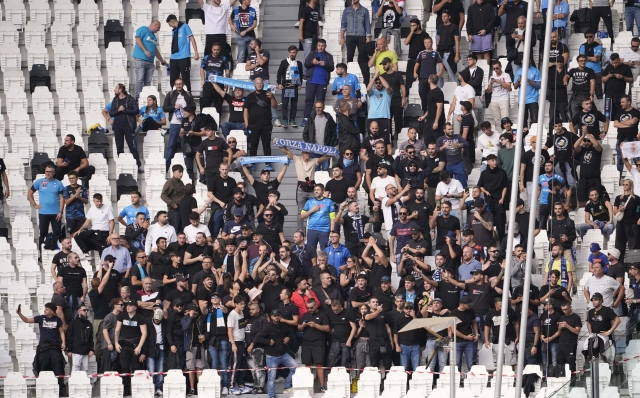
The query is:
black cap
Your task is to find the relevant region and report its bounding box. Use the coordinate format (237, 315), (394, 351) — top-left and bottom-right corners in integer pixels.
(176, 275), (187, 283)
(233, 187), (243, 194)
(126, 300), (138, 307)
(183, 104), (197, 114)
(172, 298), (184, 306)
(471, 269), (485, 275)
(381, 276), (391, 283)
(443, 268), (455, 274)
(380, 57), (393, 65)
(104, 254), (117, 263)
(211, 291), (221, 298)
(411, 227), (421, 234)
(460, 296), (472, 304)
(517, 198), (525, 207)
(377, 163), (390, 170)
(270, 309), (281, 316)
(185, 303), (198, 311)
(241, 223), (253, 230)
(474, 198), (485, 207)
(261, 169), (271, 174)
(591, 292), (604, 300)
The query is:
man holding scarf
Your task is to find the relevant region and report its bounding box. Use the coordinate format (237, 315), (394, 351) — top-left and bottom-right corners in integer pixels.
(336, 201), (369, 257)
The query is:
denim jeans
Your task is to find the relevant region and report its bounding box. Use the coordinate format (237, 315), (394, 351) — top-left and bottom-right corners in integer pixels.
(440, 51), (457, 84)
(66, 296), (82, 319)
(209, 340), (230, 388)
(307, 229), (329, 251)
(554, 162), (576, 188)
(236, 35), (253, 63)
(577, 222), (615, 239)
(168, 208), (181, 233)
(399, 344), (421, 372)
(301, 38), (314, 75)
(627, 6), (640, 33)
(425, 339), (448, 371)
(208, 208), (225, 238)
(379, 28), (401, 57)
(221, 121), (246, 139)
(475, 315), (486, 346)
(541, 341), (558, 376)
(147, 347), (165, 391)
(165, 124), (184, 170)
(525, 342), (539, 365)
(266, 353), (297, 398)
(446, 162), (467, 188)
(456, 341), (475, 372)
(135, 58), (155, 99)
(281, 89), (299, 121)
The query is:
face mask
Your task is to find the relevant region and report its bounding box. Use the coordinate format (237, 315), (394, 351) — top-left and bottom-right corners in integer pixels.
(343, 157), (354, 167)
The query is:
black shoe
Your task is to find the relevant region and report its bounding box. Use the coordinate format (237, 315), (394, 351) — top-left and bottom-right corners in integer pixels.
(188, 389), (196, 396)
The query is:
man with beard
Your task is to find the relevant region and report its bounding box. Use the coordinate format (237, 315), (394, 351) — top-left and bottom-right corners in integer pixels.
(50, 237), (73, 281)
(583, 292), (621, 361)
(542, 125), (576, 200)
(101, 298), (123, 373)
(484, 297), (519, 369)
(223, 188), (256, 228)
(361, 121), (393, 161)
(390, 206), (419, 266)
(578, 188), (614, 238)
(467, 197), (495, 248)
(457, 246), (482, 282)
(336, 201), (370, 257)
(137, 277), (161, 319)
(327, 299), (357, 368)
(312, 271), (343, 312)
(477, 154), (507, 241)
(243, 165), (288, 211)
(300, 184), (335, 251)
(298, 299), (331, 392)
(398, 228), (431, 281)
(548, 29), (569, 66)
(539, 298), (563, 377)
(393, 301), (422, 374)
(564, 54), (596, 117)
(273, 246), (303, 290)
(423, 298), (449, 371)
(424, 269), (462, 311)
(246, 303), (268, 394)
(66, 304), (94, 373)
(364, 296), (394, 372)
(291, 231), (316, 278)
(55, 134), (96, 187)
(548, 201), (577, 261)
(557, 301), (582, 373)
(431, 201), (461, 255)
(404, 188), (434, 242)
(205, 292), (231, 393)
(256, 209), (285, 254)
(539, 270), (570, 310)
(125, 213), (149, 260)
(362, 239), (391, 288)
(184, 232), (213, 278)
(255, 310), (298, 397)
(617, 95), (640, 180)
(115, 300), (147, 396)
(548, 60), (569, 127)
(436, 122), (469, 188)
(602, 53), (633, 120)
(196, 274), (215, 313)
(543, 243), (575, 295)
(424, 142), (446, 208)
(538, 161), (568, 229)
(418, 75), (446, 143)
(519, 137), (550, 208)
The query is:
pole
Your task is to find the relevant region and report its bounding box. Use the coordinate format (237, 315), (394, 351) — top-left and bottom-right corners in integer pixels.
(451, 332), (456, 398)
(494, 2), (553, 397)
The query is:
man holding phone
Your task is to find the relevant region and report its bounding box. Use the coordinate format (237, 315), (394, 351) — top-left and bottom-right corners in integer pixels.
(302, 39), (335, 128)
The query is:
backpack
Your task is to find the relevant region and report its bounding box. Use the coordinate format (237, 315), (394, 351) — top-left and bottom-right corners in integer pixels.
(44, 233), (59, 251)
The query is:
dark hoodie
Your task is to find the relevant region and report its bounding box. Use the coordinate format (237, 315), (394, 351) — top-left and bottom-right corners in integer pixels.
(477, 164), (508, 200)
(337, 113), (361, 154)
(393, 158), (431, 190)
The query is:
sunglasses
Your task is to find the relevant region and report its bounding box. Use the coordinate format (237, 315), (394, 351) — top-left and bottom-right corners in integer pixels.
(264, 214), (273, 217)
(493, 67), (500, 71)
(624, 183), (631, 186)
(407, 151), (415, 154)
(489, 250), (498, 253)
(228, 140), (237, 143)
(635, 164), (640, 167)
(344, 153), (354, 156)
(586, 35), (595, 38)
(399, 212), (407, 215)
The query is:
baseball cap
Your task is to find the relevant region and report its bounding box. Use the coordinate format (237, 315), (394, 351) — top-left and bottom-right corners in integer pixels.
(261, 169), (272, 174)
(233, 187), (243, 194)
(471, 269), (485, 275)
(460, 296), (472, 304)
(381, 276), (391, 283)
(241, 223), (254, 230)
(517, 198), (525, 207)
(590, 243), (601, 252)
(104, 254), (117, 263)
(125, 300), (138, 307)
(608, 248), (621, 259)
(270, 309), (281, 316)
(172, 298), (184, 306)
(176, 275), (187, 283)
(403, 302), (414, 309)
(378, 162), (390, 170)
(411, 227), (421, 234)
(591, 292), (604, 301)
(432, 298), (443, 303)
(234, 208), (244, 217)
(211, 291), (221, 298)
(443, 268), (455, 274)
(185, 303), (198, 311)
(474, 198), (485, 207)
(380, 57), (393, 65)
(445, 231), (457, 241)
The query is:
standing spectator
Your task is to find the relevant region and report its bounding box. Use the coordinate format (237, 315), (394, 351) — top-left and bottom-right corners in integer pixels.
(244, 78), (278, 158)
(414, 40), (443, 112)
(627, 263), (640, 345)
(332, 63), (363, 101)
(466, 0), (494, 63)
(377, 0), (403, 57)
(419, 75), (446, 143)
(133, 21), (166, 99)
(450, 296), (478, 372)
(340, 0), (371, 67)
(302, 39), (334, 127)
(366, 71), (393, 138)
(246, 303), (268, 394)
(487, 61), (512, 131)
(550, 0), (570, 45)
(574, 132), (604, 203)
(478, 154), (508, 242)
(603, 53), (634, 120)
(424, 298), (450, 371)
(145, 212), (178, 254)
(584, 262), (623, 310)
(548, 30), (570, 66)
(520, 138), (550, 207)
(404, 19), (431, 90)
(118, 192), (149, 227)
(301, 184), (335, 250)
(215, 86), (247, 138)
(207, 164), (237, 236)
(161, 165), (186, 231)
(245, 39), (279, 125)
(539, 298), (562, 377)
(580, 31), (604, 99)
(389, 208), (419, 265)
(17, 303), (67, 394)
(557, 301), (582, 373)
(0, 157), (7, 219)
(115, 300), (148, 396)
(298, 300), (331, 392)
(165, 14), (199, 91)
(436, 123), (469, 188)
(461, 55), (485, 128)
(613, 180), (639, 263)
(380, 55), (406, 140)
(523, 306), (541, 365)
(292, 232), (318, 278)
(565, 55), (596, 118)
(199, 0), (235, 58)
(435, 172), (464, 219)
(484, 297), (519, 369)
(583, 293), (621, 361)
(368, 37), (399, 75)
(619, 98), (640, 184)
(447, 70), (475, 136)
(200, 43), (231, 114)
(302, 102), (338, 171)
(146, 307), (166, 395)
(63, 171), (88, 235)
(101, 233), (133, 279)
(55, 134), (95, 188)
(163, 79), (196, 170)
(589, 0), (614, 41)
(513, 59), (542, 126)
(435, 12), (460, 85)
(66, 304), (94, 373)
(499, 0), (528, 62)
(29, 163), (64, 248)
(109, 83), (142, 171)
(196, 125), (233, 187)
(182, 303), (208, 395)
(277, 46), (304, 128)
(100, 298), (123, 373)
(298, 0), (320, 74)
(255, 310), (298, 397)
(548, 59), (569, 127)
(230, 0), (257, 63)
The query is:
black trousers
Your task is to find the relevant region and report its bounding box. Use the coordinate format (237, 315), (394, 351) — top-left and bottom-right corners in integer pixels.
(142, 118), (163, 132)
(369, 339), (393, 370)
(66, 218), (85, 235)
(590, 6), (614, 42)
(390, 98), (404, 139)
(418, 78), (431, 112)
(345, 35), (367, 63)
(488, 195), (507, 243)
(113, 124), (141, 167)
(75, 230), (109, 255)
(556, 342), (577, 372)
(406, 59), (417, 90)
(539, 204), (551, 230)
(616, 222), (639, 264)
(201, 81), (224, 114)
(548, 101), (569, 128)
(55, 165), (96, 188)
(170, 57), (192, 92)
(247, 125), (273, 156)
(577, 176), (601, 203)
(119, 344), (143, 394)
(524, 103), (539, 127)
(38, 347), (66, 388)
(605, 94), (622, 121)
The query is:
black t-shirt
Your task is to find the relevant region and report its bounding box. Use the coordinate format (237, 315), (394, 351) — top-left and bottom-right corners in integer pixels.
(365, 311), (390, 342)
(436, 281), (461, 311)
(425, 153), (446, 188)
(57, 266), (87, 297)
(540, 310), (562, 338)
(504, 0), (528, 33)
(93, 268), (123, 302)
(408, 31), (431, 60)
(549, 42), (569, 64)
(372, 287), (395, 312)
(540, 284), (569, 308)
(245, 91), (273, 125)
(52, 251), (70, 275)
(248, 50), (270, 81)
(547, 66), (569, 103)
(366, 154), (395, 174)
(466, 282), (492, 316)
(196, 286), (213, 304)
(616, 107), (640, 141)
(485, 307), (517, 343)
(300, 310), (330, 344)
(182, 114), (214, 147)
(578, 147), (602, 177)
(179, 196), (198, 228)
(341, 214), (370, 247)
(381, 3), (402, 29)
(436, 23), (460, 50)
(587, 305), (618, 334)
(327, 309), (355, 343)
(559, 312), (582, 345)
(394, 314), (422, 346)
(185, 243), (213, 278)
(568, 67), (595, 93)
(460, 113), (475, 144)
(544, 130), (579, 162)
(57, 145), (88, 170)
(405, 200), (433, 234)
(426, 87), (446, 125)
(252, 179), (281, 206)
(361, 134), (392, 158)
(368, 263), (392, 288)
(299, 5), (320, 38)
(512, 284), (541, 303)
(520, 149), (550, 183)
(434, 0), (464, 27)
(148, 250), (172, 280)
(603, 63), (633, 96)
(382, 71), (405, 100)
(325, 178), (351, 205)
(255, 222), (284, 253)
(197, 137), (230, 172)
(348, 285), (373, 308)
(88, 289), (110, 319)
(452, 307), (475, 335)
(571, 110), (607, 136)
(224, 94), (246, 123)
(35, 315), (63, 344)
(164, 289), (196, 308)
(117, 312), (144, 342)
(51, 293), (72, 324)
(435, 215), (460, 248)
(615, 194), (640, 224)
(607, 263), (625, 281)
(209, 176), (237, 210)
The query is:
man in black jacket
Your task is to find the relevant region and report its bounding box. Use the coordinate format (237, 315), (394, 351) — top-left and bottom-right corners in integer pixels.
(109, 83), (142, 171)
(162, 78), (196, 171)
(477, 154), (508, 242)
(337, 101), (361, 155)
(255, 309), (298, 398)
(246, 303), (269, 394)
(302, 102), (338, 168)
(302, 39), (335, 126)
(66, 304), (94, 373)
(165, 298), (186, 370)
(276, 46), (304, 128)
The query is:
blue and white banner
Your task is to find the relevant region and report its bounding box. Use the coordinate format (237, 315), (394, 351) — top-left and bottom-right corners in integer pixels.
(272, 138), (339, 156)
(239, 156), (292, 165)
(210, 75), (276, 93)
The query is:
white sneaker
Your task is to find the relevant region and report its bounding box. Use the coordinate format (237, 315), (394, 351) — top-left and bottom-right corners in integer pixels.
(155, 390), (163, 396)
(283, 388), (294, 394)
(274, 119), (282, 127)
(222, 387), (229, 395)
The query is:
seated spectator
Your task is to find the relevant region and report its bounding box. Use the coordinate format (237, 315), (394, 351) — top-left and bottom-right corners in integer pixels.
(55, 134), (96, 188)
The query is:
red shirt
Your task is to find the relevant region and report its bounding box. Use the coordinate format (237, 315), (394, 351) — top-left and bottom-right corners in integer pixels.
(291, 290), (321, 317)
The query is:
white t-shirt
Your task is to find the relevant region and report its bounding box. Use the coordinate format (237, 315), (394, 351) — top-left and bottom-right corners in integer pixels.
(435, 179), (464, 209)
(370, 175), (397, 201)
(622, 48), (640, 66)
(631, 168), (640, 197)
(227, 310), (245, 342)
(477, 132), (501, 158)
(183, 224), (212, 243)
(489, 72), (512, 102)
(171, 94), (187, 124)
(86, 205), (114, 231)
(453, 85), (476, 115)
(203, 2), (231, 35)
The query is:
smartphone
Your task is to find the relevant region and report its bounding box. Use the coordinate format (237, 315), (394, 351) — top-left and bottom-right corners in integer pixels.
(18, 304), (21, 312)
(316, 56), (321, 61)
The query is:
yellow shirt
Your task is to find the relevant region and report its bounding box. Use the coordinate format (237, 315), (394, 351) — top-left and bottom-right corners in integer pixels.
(545, 259), (575, 273)
(374, 50), (398, 74)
